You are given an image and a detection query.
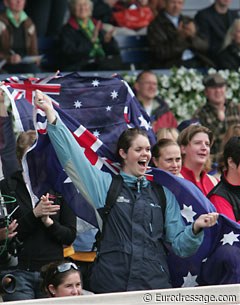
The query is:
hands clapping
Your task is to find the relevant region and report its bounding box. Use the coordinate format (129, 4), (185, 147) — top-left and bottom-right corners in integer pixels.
(33, 193), (60, 227)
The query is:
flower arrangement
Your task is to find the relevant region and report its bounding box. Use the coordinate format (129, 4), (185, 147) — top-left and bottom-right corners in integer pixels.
(124, 67), (240, 123)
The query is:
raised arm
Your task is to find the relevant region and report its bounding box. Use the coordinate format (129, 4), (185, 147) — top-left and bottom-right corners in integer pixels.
(34, 90), (112, 209)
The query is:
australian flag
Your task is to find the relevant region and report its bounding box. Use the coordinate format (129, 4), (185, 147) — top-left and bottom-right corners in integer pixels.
(3, 72), (240, 287)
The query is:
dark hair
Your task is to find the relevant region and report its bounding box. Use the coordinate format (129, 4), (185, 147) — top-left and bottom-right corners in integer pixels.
(223, 136), (240, 169)
(152, 138), (179, 159)
(135, 70), (157, 83)
(40, 261), (81, 297)
(116, 128), (149, 164)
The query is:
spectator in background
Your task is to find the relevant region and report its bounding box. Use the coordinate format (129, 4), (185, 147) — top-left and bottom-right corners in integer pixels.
(134, 70), (178, 133)
(0, 0), (41, 74)
(156, 127), (179, 142)
(92, 0), (116, 24)
(0, 97), (76, 301)
(195, 0), (238, 65)
(59, 0), (121, 71)
(217, 18), (240, 70)
(177, 124), (218, 196)
(208, 136), (240, 223)
(25, 0), (68, 38)
(41, 261), (83, 297)
(147, 0), (213, 69)
(193, 73), (240, 161)
(152, 138), (182, 176)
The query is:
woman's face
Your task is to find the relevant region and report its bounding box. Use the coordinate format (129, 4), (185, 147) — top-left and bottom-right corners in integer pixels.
(120, 134), (151, 177)
(181, 132), (210, 168)
(51, 272), (82, 297)
(153, 144), (182, 176)
(4, 0), (25, 13)
(73, 0), (91, 20)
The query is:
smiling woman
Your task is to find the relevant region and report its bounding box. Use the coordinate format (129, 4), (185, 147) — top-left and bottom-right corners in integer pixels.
(151, 138), (182, 176)
(177, 124), (218, 195)
(34, 89), (219, 294)
(41, 261), (83, 297)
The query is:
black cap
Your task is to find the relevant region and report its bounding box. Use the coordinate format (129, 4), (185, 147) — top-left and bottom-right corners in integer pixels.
(177, 119), (200, 132)
(203, 73), (226, 87)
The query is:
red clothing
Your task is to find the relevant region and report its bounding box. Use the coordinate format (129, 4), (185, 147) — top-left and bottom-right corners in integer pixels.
(208, 173), (240, 224)
(209, 194), (240, 223)
(180, 166), (218, 196)
(152, 111), (178, 132)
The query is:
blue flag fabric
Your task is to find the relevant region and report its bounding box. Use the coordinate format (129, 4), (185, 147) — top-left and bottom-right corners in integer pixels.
(4, 72), (240, 287)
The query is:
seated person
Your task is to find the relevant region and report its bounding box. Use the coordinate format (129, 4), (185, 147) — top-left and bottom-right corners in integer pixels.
(195, 0), (238, 65)
(217, 19), (240, 70)
(134, 70), (178, 133)
(58, 0), (122, 71)
(147, 0), (213, 69)
(0, 0), (41, 74)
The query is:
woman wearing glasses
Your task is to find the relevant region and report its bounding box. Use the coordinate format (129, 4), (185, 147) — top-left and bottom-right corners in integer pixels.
(41, 261), (83, 297)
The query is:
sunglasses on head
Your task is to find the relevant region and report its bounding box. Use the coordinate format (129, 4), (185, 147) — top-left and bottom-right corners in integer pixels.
(54, 262), (78, 274)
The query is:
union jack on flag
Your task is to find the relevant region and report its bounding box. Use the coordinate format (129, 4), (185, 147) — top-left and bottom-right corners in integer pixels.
(5, 74), (61, 103)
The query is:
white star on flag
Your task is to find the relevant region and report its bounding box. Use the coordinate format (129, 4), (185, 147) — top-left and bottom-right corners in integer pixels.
(220, 231), (240, 246)
(138, 115), (151, 130)
(92, 79), (100, 87)
(110, 90), (118, 99)
(74, 100), (82, 108)
(93, 130), (100, 138)
(181, 204), (196, 223)
(106, 106), (112, 111)
(182, 272), (198, 287)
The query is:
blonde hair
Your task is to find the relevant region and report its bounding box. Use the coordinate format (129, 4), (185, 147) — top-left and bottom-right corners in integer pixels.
(156, 127), (179, 142)
(16, 130), (36, 162)
(222, 18), (240, 50)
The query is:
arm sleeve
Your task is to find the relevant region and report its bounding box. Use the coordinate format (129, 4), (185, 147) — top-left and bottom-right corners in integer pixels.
(47, 118), (112, 209)
(45, 198), (77, 245)
(164, 187), (204, 257)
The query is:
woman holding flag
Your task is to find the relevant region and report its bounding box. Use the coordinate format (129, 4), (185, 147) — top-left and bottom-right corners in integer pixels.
(34, 89), (218, 293)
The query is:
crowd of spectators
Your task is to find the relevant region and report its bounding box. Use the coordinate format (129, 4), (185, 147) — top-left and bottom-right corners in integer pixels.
(0, 0), (239, 73)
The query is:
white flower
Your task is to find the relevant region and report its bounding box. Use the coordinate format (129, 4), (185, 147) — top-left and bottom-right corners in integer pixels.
(123, 68), (239, 123)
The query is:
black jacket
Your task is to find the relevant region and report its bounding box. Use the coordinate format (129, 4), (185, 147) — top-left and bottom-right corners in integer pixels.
(59, 16), (120, 71)
(195, 4), (238, 61)
(217, 43), (240, 70)
(0, 171), (76, 271)
(147, 10), (211, 68)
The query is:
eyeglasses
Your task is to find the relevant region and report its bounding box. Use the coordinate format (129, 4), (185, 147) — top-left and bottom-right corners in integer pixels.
(54, 262), (78, 275)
